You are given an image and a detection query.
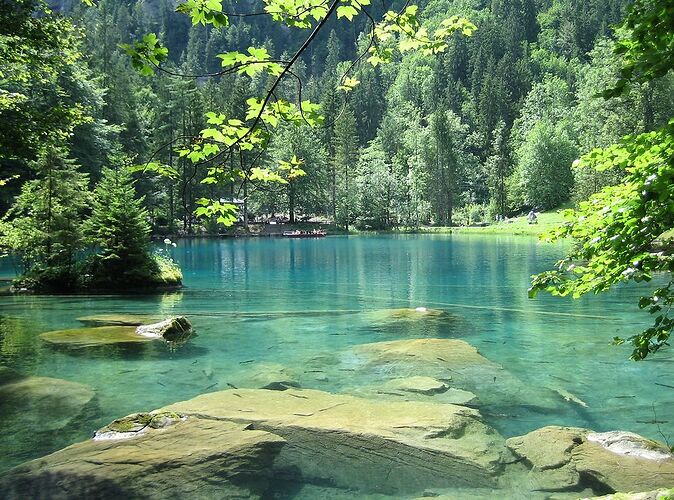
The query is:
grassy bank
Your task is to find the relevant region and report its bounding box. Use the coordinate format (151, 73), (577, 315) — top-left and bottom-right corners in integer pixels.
(446, 210), (567, 237)
(351, 210), (567, 238)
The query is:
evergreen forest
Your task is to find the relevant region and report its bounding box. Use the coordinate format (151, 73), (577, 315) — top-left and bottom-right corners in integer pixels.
(4, 0), (672, 234)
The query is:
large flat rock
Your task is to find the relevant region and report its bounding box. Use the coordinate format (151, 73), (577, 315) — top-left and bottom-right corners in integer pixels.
(0, 416), (285, 499)
(40, 318), (193, 348)
(161, 388), (510, 494)
(40, 326), (154, 347)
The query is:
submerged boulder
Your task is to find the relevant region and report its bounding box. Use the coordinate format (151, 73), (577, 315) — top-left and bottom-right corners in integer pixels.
(162, 388), (511, 494)
(344, 338), (566, 412)
(385, 375), (449, 395)
(40, 317), (193, 348)
(0, 416), (285, 499)
(506, 426), (674, 494)
(0, 370), (97, 471)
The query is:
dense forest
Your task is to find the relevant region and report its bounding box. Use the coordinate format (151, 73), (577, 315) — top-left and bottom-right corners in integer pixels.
(3, 0), (673, 235)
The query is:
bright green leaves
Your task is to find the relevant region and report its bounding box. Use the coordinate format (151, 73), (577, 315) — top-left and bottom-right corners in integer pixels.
(336, 5), (357, 21)
(336, 0), (370, 21)
(279, 155), (306, 181)
(529, 122), (674, 359)
(120, 33), (168, 76)
(263, 0), (329, 28)
(217, 47), (283, 77)
(194, 198), (238, 226)
(176, 0), (228, 28)
(337, 76), (360, 91)
(603, 0), (674, 98)
(128, 162), (179, 180)
(246, 97), (323, 128)
(250, 155), (306, 183)
(369, 9), (476, 65)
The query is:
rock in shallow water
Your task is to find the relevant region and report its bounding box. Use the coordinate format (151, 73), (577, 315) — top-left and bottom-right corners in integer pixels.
(40, 317), (193, 348)
(1, 388), (511, 497)
(0, 417), (285, 500)
(160, 388), (509, 494)
(385, 375), (449, 395)
(0, 370), (97, 471)
(135, 316), (192, 341)
(40, 325), (153, 347)
(506, 426), (674, 494)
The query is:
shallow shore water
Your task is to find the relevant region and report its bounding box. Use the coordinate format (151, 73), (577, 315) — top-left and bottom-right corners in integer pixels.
(1, 235), (673, 496)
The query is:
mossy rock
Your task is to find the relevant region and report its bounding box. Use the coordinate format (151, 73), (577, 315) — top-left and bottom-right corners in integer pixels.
(96, 411), (182, 437)
(40, 326), (154, 348)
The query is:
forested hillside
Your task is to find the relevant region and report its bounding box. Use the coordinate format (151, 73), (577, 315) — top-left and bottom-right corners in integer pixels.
(2, 0), (673, 232)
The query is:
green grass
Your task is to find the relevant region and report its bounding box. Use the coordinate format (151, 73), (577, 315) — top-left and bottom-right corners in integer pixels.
(448, 209), (567, 237)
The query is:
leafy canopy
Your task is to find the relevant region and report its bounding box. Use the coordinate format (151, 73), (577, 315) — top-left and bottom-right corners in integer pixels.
(529, 0), (674, 360)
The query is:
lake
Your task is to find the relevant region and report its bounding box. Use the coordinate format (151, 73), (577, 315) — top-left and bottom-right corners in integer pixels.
(1, 234), (673, 489)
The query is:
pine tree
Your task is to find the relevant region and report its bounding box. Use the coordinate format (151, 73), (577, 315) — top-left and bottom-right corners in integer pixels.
(84, 166), (179, 287)
(0, 147), (89, 289)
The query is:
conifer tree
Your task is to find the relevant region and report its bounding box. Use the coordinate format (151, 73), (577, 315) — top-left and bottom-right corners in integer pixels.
(0, 147), (89, 289)
(84, 166), (164, 287)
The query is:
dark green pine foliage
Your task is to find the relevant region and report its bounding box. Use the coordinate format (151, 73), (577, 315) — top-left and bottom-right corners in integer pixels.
(0, 147), (90, 289)
(84, 167), (168, 288)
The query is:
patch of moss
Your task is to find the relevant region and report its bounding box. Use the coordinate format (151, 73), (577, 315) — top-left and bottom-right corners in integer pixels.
(106, 413), (153, 433)
(151, 254), (183, 286)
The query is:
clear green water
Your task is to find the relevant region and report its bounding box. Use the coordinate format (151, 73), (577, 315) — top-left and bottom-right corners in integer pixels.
(1, 234), (673, 477)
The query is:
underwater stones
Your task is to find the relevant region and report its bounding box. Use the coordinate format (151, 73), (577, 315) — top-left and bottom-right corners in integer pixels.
(230, 362), (302, 390)
(506, 426), (674, 494)
(0, 372), (97, 471)
(353, 338), (490, 368)
(0, 374), (96, 432)
(161, 388), (510, 494)
(40, 317), (193, 348)
(0, 418), (285, 500)
(77, 314), (163, 326)
(384, 376), (449, 395)
(347, 338), (558, 410)
(135, 316), (192, 341)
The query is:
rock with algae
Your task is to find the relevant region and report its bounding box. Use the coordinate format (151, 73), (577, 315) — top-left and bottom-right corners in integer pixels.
(94, 411), (183, 440)
(40, 317), (193, 348)
(136, 316), (192, 341)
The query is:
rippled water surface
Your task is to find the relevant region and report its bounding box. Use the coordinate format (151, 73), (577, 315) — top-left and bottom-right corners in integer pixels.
(1, 235), (673, 479)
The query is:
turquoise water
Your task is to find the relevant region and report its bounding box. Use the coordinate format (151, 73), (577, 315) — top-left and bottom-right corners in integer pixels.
(1, 234), (673, 475)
